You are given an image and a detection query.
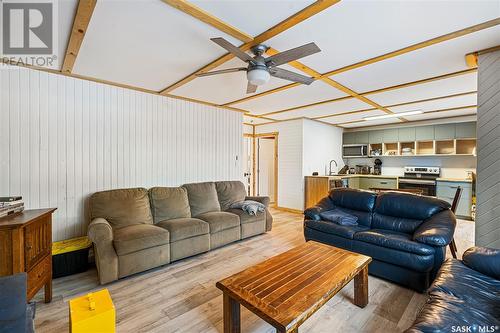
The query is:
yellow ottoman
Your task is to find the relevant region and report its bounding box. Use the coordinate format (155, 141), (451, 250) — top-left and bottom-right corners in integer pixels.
(69, 289), (115, 333)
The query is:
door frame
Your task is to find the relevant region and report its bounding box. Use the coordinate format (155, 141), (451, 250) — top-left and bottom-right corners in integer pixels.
(244, 132), (278, 206)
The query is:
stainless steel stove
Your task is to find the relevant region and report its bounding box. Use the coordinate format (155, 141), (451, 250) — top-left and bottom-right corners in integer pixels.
(399, 166), (440, 196)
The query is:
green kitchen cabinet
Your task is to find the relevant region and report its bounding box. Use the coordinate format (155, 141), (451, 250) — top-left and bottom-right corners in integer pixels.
(455, 122), (476, 139)
(358, 177), (397, 190)
(346, 177), (359, 189)
(356, 131), (369, 144)
(415, 126), (435, 141)
(369, 130), (384, 143)
(383, 129), (399, 143)
(398, 127), (416, 142)
(436, 180), (472, 218)
(343, 132), (356, 144)
(434, 124), (456, 140)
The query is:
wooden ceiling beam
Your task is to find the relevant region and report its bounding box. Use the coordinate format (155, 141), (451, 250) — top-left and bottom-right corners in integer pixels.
(61, 0), (97, 73)
(161, 0), (253, 42)
(158, 0), (341, 95)
(323, 18), (500, 77)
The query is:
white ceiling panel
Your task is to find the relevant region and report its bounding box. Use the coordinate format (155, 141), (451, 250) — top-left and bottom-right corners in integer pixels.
(243, 115), (270, 125)
(73, 0), (242, 91)
(405, 108), (477, 122)
(319, 110), (384, 125)
(389, 94), (477, 113)
(342, 118), (402, 128)
(169, 58), (297, 105)
(233, 80), (348, 114)
(191, 0), (314, 37)
(266, 1), (500, 73)
(332, 27), (500, 92)
(367, 72), (477, 106)
(270, 98), (373, 120)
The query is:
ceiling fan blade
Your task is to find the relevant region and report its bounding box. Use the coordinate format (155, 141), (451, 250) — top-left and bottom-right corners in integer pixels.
(196, 67), (246, 77)
(270, 67), (315, 85)
(266, 42), (321, 67)
(246, 82), (257, 94)
(211, 37), (255, 63)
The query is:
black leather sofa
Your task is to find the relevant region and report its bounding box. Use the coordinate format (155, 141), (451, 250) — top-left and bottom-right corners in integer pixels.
(304, 188), (456, 292)
(407, 247), (500, 332)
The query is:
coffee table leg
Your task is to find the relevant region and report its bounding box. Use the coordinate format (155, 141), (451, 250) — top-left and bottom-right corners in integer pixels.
(354, 266), (368, 308)
(223, 293), (240, 333)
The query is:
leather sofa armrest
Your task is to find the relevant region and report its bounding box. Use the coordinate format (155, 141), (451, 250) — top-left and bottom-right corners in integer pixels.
(304, 196), (335, 221)
(87, 218), (118, 284)
(245, 196), (270, 208)
(462, 246), (500, 280)
(413, 209), (456, 247)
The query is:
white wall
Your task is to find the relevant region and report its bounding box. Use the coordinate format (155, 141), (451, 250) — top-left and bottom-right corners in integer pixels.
(0, 66), (243, 241)
(255, 119), (303, 210)
(303, 119), (344, 177)
(255, 119), (343, 211)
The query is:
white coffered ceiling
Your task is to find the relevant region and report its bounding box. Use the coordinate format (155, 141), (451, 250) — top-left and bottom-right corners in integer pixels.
(9, 0), (500, 128)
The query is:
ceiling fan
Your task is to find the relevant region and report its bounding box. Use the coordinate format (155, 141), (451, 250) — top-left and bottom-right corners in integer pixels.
(196, 37), (321, 94)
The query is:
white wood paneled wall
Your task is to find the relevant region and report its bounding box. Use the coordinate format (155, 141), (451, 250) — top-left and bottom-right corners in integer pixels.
(0, 66), (243, 241)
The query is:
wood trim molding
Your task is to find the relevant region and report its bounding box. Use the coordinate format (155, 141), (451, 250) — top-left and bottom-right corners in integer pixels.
(158, 0), (341, 94)
(323, 18), (500, 77)
(61, 0), (97, 73)
(161, 0), (253, 42)
(274, 206), (303, 214)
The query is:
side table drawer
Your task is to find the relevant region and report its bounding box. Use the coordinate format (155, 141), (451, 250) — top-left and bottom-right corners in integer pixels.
(27, 255), (51, 299)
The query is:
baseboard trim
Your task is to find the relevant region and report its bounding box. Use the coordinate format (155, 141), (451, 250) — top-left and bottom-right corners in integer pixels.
(274, 206), (304, 214)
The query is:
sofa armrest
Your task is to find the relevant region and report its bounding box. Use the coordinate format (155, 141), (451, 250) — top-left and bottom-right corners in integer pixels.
(304, 196), (335, 221)
(245, 196), (270, 208)
(413, 209), (456, 247)
(87, 218), (118, 284)
(462, 247), (500, 280)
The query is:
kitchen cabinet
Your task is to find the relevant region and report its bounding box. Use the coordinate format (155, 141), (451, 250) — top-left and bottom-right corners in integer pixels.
(383, 129), (399, 143)
(356, 131), (369, 144)
(343, 132), (356, 144)
(344, 132), (369, 144)
(436, 180), (472, 218)
(347, 177), (360, 189)
(415, 126), (435, 141)
(434, 124), (456, 140)
(369, 130), (384, 144)
(359, 177), (398, 190)
(455, 122), (476, 139)
(304, 177), (330, 209)
(398, 127), (416, 142)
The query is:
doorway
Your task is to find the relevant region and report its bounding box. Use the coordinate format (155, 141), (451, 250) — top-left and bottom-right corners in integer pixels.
(256, 133), (278, 205)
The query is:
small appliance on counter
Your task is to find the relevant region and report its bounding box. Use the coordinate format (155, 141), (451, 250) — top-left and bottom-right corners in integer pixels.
(373, 159), (382, 175)
(356, 165), (372, 175)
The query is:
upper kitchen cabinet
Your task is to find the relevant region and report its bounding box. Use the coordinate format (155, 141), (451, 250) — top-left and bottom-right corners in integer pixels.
(369, 130), (384, 143)
(356, 131), (369, 144)
(343, 132), (356, 144)
(415, 126), (435, 141)
(434, 124), (456, 140)
(455, 122), (476, 139)
(398, 127), (416, 142)
(383, 129), (399, 143)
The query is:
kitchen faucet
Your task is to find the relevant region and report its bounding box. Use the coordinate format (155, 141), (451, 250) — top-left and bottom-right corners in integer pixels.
(329, 159), (338, 175)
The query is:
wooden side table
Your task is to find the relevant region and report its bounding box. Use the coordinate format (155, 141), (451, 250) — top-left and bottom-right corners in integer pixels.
(0, 208), (57, 302)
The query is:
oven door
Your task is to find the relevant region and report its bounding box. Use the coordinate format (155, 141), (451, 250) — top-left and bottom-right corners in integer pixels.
(398, 179), (436, 196)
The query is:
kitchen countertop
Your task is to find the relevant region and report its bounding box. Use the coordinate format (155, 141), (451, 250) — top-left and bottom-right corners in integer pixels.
(436, 178), (473, 183)
(306, 175), (399, 179)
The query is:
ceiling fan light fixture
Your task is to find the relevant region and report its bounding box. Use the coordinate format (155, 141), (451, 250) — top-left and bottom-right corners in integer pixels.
(247, 68), (270, 86)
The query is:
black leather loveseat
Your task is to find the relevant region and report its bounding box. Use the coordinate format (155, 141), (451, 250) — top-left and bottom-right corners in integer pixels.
(407, 247), (500, 332)
(304, 188), (456, 292)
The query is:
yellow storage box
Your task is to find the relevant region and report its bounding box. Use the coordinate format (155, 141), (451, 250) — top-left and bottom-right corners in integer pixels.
(70, 289), (115, 333)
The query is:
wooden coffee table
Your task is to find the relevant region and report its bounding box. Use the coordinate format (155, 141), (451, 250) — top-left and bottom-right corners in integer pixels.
(216, 241), (371, 333)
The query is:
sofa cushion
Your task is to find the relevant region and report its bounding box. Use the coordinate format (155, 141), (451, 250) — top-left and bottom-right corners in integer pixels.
(354, 229), (435, 256)
(408, 259), (500, 332)
(329, 188), (377, 213)
(90, 188), (153, 228)
(113, 224), (169, 256)
(304, 220), (369, 239)
(374, 192), (450, 221)
(196, 211), (240, 233)
(320, 209), (358, 226)
(182, 182), (220, 216)
(149, 187), (191, 223)
(226, 208), (266, 225)
(156, 218), (209, 242)
(372, 213), (424, 234)
(215, 181), (247, 210)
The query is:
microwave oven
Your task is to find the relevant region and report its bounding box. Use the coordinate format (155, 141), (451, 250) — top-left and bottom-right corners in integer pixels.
(343, 144), (368, 158)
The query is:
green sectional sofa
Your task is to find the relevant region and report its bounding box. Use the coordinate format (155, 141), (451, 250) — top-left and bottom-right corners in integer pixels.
(87, 181), (272, 284)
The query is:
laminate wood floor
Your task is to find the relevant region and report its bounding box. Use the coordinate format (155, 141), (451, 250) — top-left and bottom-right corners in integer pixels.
(34, 209), (474, 333)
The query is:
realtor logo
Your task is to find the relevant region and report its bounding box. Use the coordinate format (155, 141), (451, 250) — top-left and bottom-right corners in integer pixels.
(2, 1), (53, 54)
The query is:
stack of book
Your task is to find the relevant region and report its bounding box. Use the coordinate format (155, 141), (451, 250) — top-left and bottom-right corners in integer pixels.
(0, 196), (24, 218)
